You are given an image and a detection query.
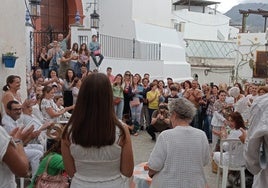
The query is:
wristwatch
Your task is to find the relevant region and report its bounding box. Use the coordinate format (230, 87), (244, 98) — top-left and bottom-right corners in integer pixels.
(14, 139), (24, 145)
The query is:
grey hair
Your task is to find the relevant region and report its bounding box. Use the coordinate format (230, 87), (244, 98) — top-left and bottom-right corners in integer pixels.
(168, 98), (196, 122)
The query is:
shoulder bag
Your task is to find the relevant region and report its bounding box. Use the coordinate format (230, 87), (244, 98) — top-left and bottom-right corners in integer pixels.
(34, 155), (69, 188)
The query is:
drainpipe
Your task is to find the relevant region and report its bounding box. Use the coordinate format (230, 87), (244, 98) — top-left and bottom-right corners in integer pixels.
(264, 16), (267, 33)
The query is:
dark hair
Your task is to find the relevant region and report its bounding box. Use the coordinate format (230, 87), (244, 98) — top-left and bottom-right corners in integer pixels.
(71, 42), (79, 53)
(107, 67), (112, 71)
(41, 140), (62, 160)
(65, 69), (76, 82)
(92, 35), (97, 38)
(6, 100), (20, 110)
(3, 75), (21, 91)
(40, 86), (54, 110)
(142, 78), (149, 83)
(113, 74), (123, 86)
(170, 85), (178, 91)
(78, 43), (90, 56)
(234, 82), (244, 94)
(54, 95), (63, 103)
(183, 80), (192, 89)
(48, 69), (58, 78)
(229, 112), (246, 130)
(63, 73), (126, 147)
(218, 90), (226, 95)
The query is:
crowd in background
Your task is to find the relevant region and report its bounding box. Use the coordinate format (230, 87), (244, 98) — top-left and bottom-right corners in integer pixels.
(1, 31), (268, 187)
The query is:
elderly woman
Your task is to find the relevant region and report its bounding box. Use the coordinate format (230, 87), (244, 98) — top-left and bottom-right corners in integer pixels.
(148, 98), (210, 188)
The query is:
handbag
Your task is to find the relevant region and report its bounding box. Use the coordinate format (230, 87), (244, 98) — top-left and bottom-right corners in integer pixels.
(130, 97), (140, 107)
(93, 49), (101, 55)
(35, 155), (69, 188)
(113, 97), (121, 105)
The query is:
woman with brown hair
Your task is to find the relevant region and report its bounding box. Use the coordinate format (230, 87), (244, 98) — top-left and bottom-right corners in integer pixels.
(213, 112), (246, 166)
(61, 73), (134, 188)
(2, 75), (22, 114)
(78, 43), (90, 73)
(112, 74), (124, 120)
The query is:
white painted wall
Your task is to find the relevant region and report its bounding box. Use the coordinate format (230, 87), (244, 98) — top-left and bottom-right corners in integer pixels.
(97, 57), (191, 82)
(173, 9), (235, 41)
(0, 0), (27, 113)
(236, 33), (267, 83)
(191, 67), (233, 86)
(132, 0), (172, 28)
(98, 0), (135, 39)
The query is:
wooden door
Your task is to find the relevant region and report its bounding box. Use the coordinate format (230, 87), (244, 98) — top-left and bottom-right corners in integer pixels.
(254, 51), (268, 78)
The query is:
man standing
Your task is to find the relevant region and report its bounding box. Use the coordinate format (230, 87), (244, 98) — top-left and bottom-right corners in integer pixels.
(244, 93), (268, 187)
(183, 80), (202, 129)
(47, 41), (64, 72)
(89, 35), (104, 68)
(57, 29), (71, 52)
(106, 67), (114, 83)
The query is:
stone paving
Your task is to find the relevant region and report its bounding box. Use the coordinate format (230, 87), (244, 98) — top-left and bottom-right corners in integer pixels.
(131, 130), (218, 188)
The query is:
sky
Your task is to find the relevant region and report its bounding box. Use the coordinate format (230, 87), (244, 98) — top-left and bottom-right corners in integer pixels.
(217, 0), (267, 13)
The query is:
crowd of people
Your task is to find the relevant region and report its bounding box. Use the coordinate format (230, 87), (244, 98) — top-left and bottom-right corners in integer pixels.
(0, 32), (267, 188)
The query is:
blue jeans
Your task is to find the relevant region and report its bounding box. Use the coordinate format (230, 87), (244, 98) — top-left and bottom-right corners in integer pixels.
(42, 68), (49, 78)
(204, 115), (213, 142)
(130, 103), (143, 125)
(114, 99), (124, 120)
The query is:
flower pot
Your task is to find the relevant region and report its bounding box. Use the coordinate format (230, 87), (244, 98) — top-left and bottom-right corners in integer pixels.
(2, 55), (18, 68)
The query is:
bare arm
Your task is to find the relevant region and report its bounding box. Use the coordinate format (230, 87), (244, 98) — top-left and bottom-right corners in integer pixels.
(119, 126), (134, 177)
(3, 142), (29, 177)
(3, 126), (36, 177)
(46, 107), (65, 118)
(2, 93), (14, 112)
(61, 138), (76, 177)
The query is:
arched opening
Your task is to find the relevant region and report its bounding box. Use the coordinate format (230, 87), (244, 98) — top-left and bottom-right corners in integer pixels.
(39, 0), (83, 32)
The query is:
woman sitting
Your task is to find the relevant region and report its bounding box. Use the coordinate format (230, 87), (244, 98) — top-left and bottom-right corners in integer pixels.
(28, 140), (66, 188)
(213, 111), (246, 166)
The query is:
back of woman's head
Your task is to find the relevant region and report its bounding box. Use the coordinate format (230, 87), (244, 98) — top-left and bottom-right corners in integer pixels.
(64, 73), (123, 147)
(3, 75), (21, 91)
(229, 112), (245, 130)
(168, 98), (196, 123)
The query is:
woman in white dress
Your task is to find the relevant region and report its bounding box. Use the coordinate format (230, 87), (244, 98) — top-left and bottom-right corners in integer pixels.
(61, 73), (134, 188)
(148, 98), (210, 188)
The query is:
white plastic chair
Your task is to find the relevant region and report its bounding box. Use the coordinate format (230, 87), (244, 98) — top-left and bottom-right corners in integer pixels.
(20, 178), (24, 188)
(216, 138), (246, 188)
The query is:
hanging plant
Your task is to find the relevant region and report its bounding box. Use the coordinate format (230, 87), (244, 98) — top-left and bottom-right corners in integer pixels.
(2, 52), (18, 68)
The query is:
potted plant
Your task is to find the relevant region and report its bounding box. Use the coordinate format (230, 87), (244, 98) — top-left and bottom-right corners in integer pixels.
(2, 52), (18, 68)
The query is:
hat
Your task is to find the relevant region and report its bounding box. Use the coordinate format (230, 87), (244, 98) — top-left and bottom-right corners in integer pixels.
(52, 82), (58, 87)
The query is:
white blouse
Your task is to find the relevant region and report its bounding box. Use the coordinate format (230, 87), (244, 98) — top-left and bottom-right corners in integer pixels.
(148, 126), (210, 188)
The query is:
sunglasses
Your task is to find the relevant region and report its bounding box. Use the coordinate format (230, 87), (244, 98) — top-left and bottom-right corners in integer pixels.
(125, 73), (131, 76)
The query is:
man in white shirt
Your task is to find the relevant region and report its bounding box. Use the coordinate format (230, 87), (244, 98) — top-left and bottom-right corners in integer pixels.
(2, 100), (43, 179)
